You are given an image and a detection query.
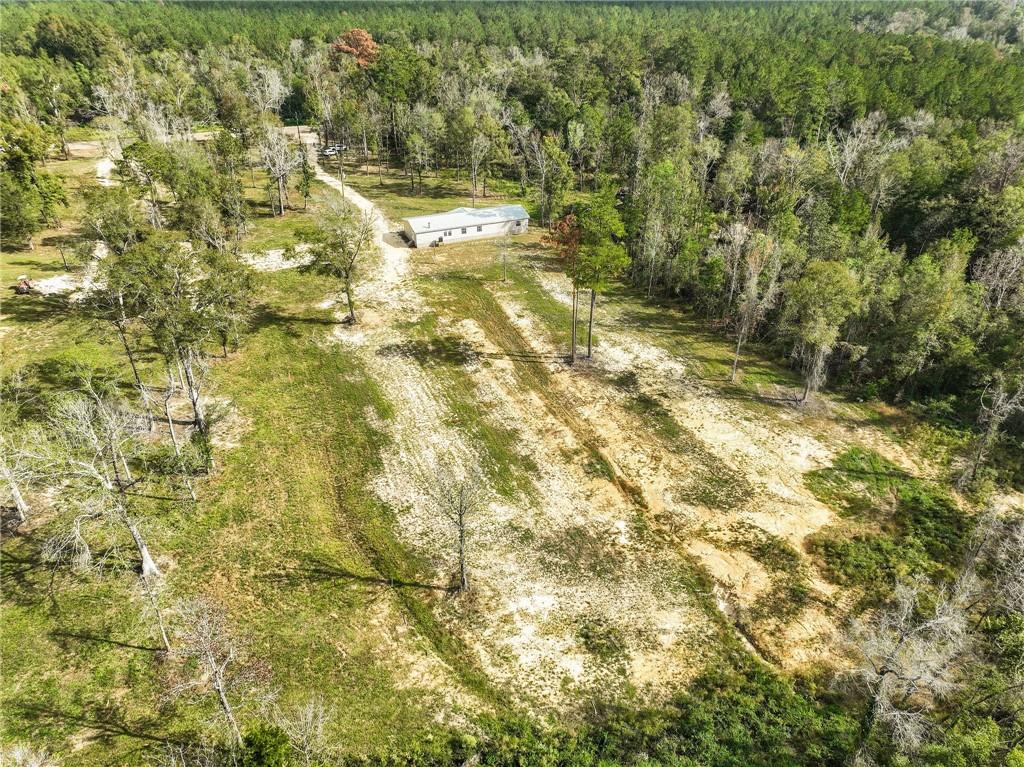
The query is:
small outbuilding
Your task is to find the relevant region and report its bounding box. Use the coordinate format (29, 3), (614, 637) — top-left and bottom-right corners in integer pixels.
(401, 204), (529, 248)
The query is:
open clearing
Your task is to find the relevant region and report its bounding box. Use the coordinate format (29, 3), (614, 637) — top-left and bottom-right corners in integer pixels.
(4, 150), (1010, 763)
(310, 163), (938, 697)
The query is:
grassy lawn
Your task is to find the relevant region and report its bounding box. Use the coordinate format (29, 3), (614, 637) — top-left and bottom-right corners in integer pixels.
(1, 265), (485, 763)
(327, 161), (529, 223)
(238, 172), (331, 252)
(2, 159), (498, 763)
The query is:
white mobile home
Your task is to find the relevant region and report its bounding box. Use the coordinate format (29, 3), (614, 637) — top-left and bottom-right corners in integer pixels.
(401, 204), (529, 248)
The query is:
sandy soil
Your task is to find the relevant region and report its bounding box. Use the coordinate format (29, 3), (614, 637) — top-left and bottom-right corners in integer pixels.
(241, 244), (312, 272)
(31, 242), (108, 300)
(96, 157), (115, 187)
(311, 162), (718, 710)
(494, 268), (917, 665)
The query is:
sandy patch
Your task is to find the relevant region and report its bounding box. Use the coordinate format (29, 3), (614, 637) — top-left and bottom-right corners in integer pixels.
(507, 268), (858, 668)
(96, 157), (116, 187)
(242, 244), (312, 272)
(27, 243), (108, 300)
(311, 164), (715, 709)
(31, 274), (80, 296)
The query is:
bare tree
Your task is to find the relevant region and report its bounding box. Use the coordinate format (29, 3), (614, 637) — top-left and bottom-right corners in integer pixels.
(990, 514), (1024, 615)
(136, 571), (172, 654)
(468, 132), (491, 206)
(434, 469), (484, 594)
(137, 100), (177, 145)
(731, 234), (782, 382)
(714, 220), (751, 312)
(0, 427), (46, 523)
(172, 597), (246, 746)
(275, 695), (335, 767)
(178, 345), (210, 438)
(162, 366), (197, 503)
(42, 389), (160, 579)
(154, 742), (222, 767)
(525, 132), (551, 225)
(957, 375), (1024, 488)
(846, 578), (971, 760)
(245, 62), (288, 115)
(973, 241), (1024, 312)
(500, 235), (511, 282)
(84, 281), (155, 430)
(826, 112), (901, 190)
(258, 126), (301, 216)
(826, 111), (908, 211)
(305, 47), (339, 145)
(972, 135), (1024, 194)
(567, 119), (585, 190)
(2, 744), (60, 767)
(94, 57), (144, 150)
(499, 107), (532, 195)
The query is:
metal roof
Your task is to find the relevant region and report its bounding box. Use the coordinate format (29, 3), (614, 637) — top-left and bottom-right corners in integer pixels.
(402, 204), (529, 235)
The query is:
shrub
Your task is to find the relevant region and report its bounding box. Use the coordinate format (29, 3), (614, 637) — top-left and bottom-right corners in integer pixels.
(894, 484), (969, 571)
(807, 531), (932, 588)
(241, 724), (291, 767)
(805, 447), (973, 594)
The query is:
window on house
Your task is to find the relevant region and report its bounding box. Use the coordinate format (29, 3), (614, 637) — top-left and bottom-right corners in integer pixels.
(461, 227), (467, 234)
(445, 230), (451, 236)
(477, 226), (483, 232)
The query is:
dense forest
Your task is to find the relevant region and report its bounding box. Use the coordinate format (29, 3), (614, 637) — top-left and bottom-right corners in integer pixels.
(2, 2), (1024, 766)
(4, 1), (1023, 481)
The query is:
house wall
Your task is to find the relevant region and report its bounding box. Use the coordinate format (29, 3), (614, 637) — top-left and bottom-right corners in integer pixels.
(408, 218), (528, 248)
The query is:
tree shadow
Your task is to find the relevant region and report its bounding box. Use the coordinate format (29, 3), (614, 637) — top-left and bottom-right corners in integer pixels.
(10, 358), (136, 422)
(1, 506), (26, 535)
(266, 554), (451, 594)
(1, 292), (71, 326)
(49, 630), (164, 654)
(479, 349), (565, 364)
(39, 232), (87, 250)
(0, 532), (63, 610)
(382, 232), (410, 249)
(350, 174), (468, 203)
(247, 302), (340, 338)
(5, 258), (70, 275)
(831, 397), (917, 433)
(376, 336), (478, 367)
(12, 701), (185, 747)
(516, 249), (563, 271)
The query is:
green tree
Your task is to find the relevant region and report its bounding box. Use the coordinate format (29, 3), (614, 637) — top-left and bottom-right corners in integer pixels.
(573, 187), (628, 361)
(532, 134), (572, 226)
(783, 260), (861, 402)
(889, 232), (980, 399)
(105, 234), (252, 438)
(294, 198), (379, 324)
(0, 174), (44, 246)
(297, 145), (315, 210)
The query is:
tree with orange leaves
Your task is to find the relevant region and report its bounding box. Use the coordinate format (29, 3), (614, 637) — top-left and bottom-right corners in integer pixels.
(331, 29), (379, 69)
(543, 212), (583, 363)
